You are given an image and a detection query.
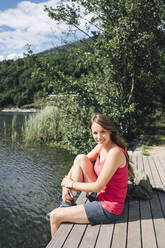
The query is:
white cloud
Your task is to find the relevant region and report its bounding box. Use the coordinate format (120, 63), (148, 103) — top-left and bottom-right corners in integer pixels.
(0, 55), (4, 61)
(6, 53), (23, 60)
(0, 0), (73, 60)
(0, 0), (95, 60)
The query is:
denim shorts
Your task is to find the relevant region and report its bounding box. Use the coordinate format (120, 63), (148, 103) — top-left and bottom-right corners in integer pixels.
(84, 192), (120, 225)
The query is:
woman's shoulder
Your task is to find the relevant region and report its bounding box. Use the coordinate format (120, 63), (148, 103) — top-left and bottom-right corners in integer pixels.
(94, 144), (103, 154)
(108, 146), (125, 157)
(87, 144), (102, 161)
(108, 146), (128, 166)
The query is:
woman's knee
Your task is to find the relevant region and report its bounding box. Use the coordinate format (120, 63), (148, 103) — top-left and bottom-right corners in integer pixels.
(74, 154), (89, 167)
(50, 209), (62, 225)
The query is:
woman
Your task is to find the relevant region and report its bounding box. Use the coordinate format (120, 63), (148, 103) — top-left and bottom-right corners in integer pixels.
(48, 114), (134, 238)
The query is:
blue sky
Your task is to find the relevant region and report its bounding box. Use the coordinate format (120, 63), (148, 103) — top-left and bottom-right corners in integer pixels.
(0, 0), (47, 11)
(0, 0), (87, 61)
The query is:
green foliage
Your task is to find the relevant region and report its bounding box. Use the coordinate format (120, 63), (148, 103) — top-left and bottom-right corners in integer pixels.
(0, 0), (165, 154)
(22, 106), (62, 144)
(142, 118), (165, 146)
(0, 41), (83, 108)
(141, 117), (165, 155)
(21, 103), (42, 109)
(0, 57), (37, 107)
(57, 95), (96, 154)
(43, 0), (165, 153)
(142, 145), (150, 156)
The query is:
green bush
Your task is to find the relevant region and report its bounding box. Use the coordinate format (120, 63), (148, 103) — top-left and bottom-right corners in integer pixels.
(44, 0), (165, 154)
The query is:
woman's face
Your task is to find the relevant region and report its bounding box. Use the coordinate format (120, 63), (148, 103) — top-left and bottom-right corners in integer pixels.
(91, 122), (111, 146)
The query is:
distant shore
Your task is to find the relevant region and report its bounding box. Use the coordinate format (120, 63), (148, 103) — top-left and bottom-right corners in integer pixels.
(1, 108), (37, 113)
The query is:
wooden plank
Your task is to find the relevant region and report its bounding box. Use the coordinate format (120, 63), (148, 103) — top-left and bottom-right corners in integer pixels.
(142, 156), (154, 186)
(46, 223), (74, 248)
(131, 154), (138, 169)
(94, 202), (128, 248)
(135, 156), (165, 247)
(46, 155), (165, 248)
(62, 224), (87, 248)
(158, 191), (165, 218)
(158, 157), (165, 174)
(147, 156), (163, 188)
(78, 224), (100, 248)
(150, 191), (165, 248)
(137, 155), (144, 170)
(152, 157), (165, 188)
(110, 200), (128, 248)
(95, 224), (114, 248)
(140, 199), (157, 248)
(46, 192), (87, 248)
(127, 200), (141, 248)
(128, 150), (133, 156)
(75, 193), (101, 248)
(62, 193), (88, 248)
(155, 157), (165, 188)
(128, 154), (137, 173)
(156, 157), (165, 217)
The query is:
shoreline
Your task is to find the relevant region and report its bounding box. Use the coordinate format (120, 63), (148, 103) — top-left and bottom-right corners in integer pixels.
(1, 108), (37, 113)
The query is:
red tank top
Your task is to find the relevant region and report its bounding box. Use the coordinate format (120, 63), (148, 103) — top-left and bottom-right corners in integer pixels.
(94, 146), (128, 215)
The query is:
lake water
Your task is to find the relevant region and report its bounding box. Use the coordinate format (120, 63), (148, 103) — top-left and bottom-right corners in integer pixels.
(0, 112), (74, 248)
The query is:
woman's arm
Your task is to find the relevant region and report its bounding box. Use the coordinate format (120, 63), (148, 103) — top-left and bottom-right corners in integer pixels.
(61, 144), (99, 201)
(87, 144), (100, 161)
(61, 148), (126, 192)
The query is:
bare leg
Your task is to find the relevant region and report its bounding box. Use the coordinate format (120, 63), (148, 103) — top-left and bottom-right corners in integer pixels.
(62, 154), (97, 201)
(50, 204), (89, 238)
(71, 154), (97, 183)
(50, 155), (97, 237)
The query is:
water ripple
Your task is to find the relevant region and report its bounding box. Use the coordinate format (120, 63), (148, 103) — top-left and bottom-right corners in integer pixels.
(0, 137), (74, 248)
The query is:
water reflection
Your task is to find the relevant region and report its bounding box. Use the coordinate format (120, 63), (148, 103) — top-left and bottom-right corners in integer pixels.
(0, 112), (74, 248)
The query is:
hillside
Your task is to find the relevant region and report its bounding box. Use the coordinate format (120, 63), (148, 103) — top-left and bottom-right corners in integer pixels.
(0, 38), (91, 108)
(38, 38), (90, 57)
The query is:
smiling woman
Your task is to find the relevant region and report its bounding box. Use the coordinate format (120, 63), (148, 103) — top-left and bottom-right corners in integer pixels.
(47, 113), (135, 238)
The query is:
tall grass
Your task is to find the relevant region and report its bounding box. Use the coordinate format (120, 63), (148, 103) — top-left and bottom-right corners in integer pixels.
(23, 106), (62, 144)
(3, 121), (7, 138)
(11, 114), (17, 143)
(142, 119), (165, 146)
(2, 114), (18, 143)
(142, 117), (165, 155)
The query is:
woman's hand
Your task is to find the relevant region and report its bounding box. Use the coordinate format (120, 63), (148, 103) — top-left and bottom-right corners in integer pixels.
(61, 176), (73, 188)
(61, 176), (74, 202)
(62, 187), (73, 202)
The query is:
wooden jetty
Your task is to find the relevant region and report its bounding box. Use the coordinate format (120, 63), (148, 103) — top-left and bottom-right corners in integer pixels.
(46, 153), (165, 248)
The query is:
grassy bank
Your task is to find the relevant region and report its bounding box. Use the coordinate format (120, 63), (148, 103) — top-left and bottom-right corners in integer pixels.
(6, 105), (165, 156)
(142, 118), (165, 155)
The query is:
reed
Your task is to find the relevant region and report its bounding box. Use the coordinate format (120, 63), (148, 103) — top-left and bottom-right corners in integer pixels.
(3, 121), (7, 138)
(22, 106), (62, 144)
(11, 114), (17, 143)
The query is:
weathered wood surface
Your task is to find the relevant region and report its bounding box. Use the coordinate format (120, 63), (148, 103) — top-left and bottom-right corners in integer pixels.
(46, 153), (165, 248)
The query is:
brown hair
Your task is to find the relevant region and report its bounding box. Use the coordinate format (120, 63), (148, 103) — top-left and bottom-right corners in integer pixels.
(89, 114), (135, 179)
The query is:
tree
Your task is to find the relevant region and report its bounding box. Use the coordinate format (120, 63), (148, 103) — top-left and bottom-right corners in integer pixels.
(44, 0), (165, 153)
